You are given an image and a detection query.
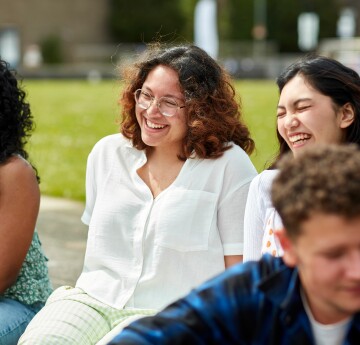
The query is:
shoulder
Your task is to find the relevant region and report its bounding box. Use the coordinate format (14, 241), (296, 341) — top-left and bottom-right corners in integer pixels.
(86, 134), (142, 174)
(222, 143), (254, 161)
(195, 255), (285, 298)
(0, 156), (37, 185)
(89, 134), (132, 159)
(249, 169), (278, 191)
(91, 133), (130, 151)
(0, 156), (39, 203)
(217, 143), (257, 174)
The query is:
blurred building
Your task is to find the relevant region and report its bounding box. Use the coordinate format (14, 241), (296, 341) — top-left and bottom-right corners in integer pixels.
(1, 0), (360, 78)
(318, 0), (360, 74)
(0, 0), (112, 68)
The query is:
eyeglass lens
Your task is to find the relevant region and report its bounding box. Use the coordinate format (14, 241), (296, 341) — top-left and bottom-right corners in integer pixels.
(135, 89), (180, 117)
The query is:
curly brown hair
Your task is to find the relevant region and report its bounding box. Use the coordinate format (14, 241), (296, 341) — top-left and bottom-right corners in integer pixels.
(119, 43), (254, 160)
(271, 144), (360, 238)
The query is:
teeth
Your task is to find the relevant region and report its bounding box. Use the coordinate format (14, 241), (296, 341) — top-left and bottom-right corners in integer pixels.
(289, 133), (311, 143)
(146, 119), (166, 129)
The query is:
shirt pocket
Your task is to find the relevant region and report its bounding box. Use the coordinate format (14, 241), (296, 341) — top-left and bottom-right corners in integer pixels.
(155, 190), (217, 252)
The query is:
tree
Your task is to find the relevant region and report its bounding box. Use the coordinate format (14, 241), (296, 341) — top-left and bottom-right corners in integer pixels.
(109, 0), (190, 43)
(218, 0), (253, 41)
(267, 0), (340, 52)
(219, 0), (341, 52)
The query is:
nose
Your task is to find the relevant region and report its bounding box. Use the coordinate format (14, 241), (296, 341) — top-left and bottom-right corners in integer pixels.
(284, 114), (300, 129)
(146, 100), (161, 117)
(345, 251), (360, 280)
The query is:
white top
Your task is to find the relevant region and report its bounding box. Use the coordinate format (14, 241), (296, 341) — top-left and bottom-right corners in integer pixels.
(76, 134), (257, 309)
(301, 289), (351, 345)
(243, 169), (284, 262)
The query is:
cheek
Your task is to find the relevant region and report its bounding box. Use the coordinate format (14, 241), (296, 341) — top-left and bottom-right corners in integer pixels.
(135, 108), (142, 123)
(277, 119), (286, 137)
(173, 115), (187, 133)
(303, 260), (340, 288)
(176, 124), (188, 140)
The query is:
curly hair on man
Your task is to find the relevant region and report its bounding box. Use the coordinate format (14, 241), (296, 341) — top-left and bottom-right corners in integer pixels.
(271, 144), (360, 237)
(119, 43), (254, 160)
(0, 59), (35, 165)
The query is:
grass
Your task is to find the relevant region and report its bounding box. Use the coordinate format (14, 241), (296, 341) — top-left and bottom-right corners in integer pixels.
(24, 79), (279, 201)
(237, 80), (279, 170)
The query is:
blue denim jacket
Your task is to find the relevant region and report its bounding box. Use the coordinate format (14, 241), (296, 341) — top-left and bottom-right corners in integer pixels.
(110, 255), (360, 344)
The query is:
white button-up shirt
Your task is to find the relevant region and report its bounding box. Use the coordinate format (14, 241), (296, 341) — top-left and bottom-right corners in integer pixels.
(76, 134), (257, 309)
(243, 170), (284, 262)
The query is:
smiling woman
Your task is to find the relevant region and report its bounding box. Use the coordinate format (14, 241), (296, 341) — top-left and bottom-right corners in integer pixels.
(19, 43), (258, 345)
(243, 54), (360, 262)
(133, 65), (188, 159)
(276, 75), (354, 157)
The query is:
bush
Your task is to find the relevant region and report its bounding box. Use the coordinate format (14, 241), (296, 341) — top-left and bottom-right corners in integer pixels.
(40, 35), (63, 64)
(108, 0), (188, 43)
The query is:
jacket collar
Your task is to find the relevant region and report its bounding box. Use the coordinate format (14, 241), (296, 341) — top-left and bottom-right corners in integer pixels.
(258, 256), (360, 344)
(258, 259), (300, 311)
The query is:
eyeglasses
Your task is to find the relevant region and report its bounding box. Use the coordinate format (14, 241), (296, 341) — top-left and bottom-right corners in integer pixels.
(134, 89), (186, 117)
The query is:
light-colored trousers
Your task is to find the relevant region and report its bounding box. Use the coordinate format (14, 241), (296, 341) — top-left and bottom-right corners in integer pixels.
(18, 286), (155, 345)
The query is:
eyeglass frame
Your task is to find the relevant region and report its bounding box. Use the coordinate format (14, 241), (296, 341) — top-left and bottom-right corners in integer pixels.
(134, 88), (186, 117)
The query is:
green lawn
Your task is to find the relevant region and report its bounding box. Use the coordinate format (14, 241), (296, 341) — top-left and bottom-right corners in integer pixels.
(25, 79), (279, 201)
(237, 80), (279, 170)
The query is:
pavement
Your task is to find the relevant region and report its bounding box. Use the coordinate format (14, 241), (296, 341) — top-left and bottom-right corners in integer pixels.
(37, 196), (88, 288)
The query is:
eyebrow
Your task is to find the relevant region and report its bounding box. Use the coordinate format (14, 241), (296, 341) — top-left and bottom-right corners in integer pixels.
(142, 86), (184, 102)
(277, 97), (312, 110)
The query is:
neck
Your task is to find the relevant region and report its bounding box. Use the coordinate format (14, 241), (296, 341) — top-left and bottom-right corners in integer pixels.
(146, 146), (183, 164)
(301, 288), (352, 325)
(138, 147), (185, 198)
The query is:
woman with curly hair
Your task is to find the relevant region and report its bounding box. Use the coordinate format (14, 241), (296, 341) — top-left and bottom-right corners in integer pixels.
(20, 44), (257, 345)
(0, 59), (52, 343)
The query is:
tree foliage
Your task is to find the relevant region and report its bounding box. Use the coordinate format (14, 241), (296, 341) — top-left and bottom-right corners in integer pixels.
(218, 0), (254, 40)
(219, 0), (341, 52)
(267, 0), (340, 52)
(109, 0), (342, 52)
(108, 0), (191, 43)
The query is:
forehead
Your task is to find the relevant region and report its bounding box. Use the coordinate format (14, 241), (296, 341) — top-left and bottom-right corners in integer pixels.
(145, 65), (179, 83)
(295, 213), (360, 251)
(143, 65), (182, 96)
(279, 75), (321, 101)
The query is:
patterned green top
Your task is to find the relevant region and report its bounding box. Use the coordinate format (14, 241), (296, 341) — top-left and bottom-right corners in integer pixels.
(3, 230), (53, 306)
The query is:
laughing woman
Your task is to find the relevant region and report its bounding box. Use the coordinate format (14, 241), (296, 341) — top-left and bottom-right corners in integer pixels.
(19, 43), (257, 345)
(243, 54), (360, 262)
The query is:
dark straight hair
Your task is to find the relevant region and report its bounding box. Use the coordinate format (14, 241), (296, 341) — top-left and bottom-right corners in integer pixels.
(270, 54), (360, 167)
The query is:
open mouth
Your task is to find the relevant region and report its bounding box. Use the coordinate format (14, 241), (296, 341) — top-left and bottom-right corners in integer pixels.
(146, 119), (167, 129)
(289, 133), (311, 146)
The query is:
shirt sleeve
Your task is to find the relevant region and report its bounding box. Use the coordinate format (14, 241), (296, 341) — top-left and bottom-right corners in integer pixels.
(81, 147), (97, 225)
(243, 171), (277, 262)
(218, 181), (252, 255)
(243, 174), (265, 261)
(217, 147), (258, 256)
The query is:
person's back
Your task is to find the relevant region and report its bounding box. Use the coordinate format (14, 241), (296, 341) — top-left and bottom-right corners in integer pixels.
(0, 59), (52, 344)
